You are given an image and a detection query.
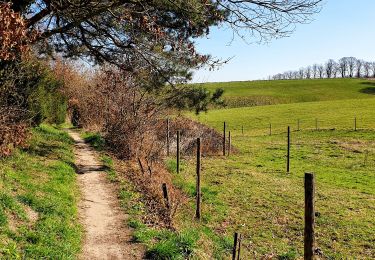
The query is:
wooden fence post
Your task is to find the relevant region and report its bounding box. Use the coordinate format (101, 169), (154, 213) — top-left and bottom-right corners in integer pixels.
(177, 130), (180, 173)
(162, 183), (170, 209)
(228, 131), (231, 156)
(232, 232), (239, 260)
(167, 118), (170, 156)
(304, 172), (315, 260)
(242, 125), (244, 135)
(286, 126), (290, 173)
(223, 122), (226, 156)
(196, 138), (201, 219)
(354, 117), (357, 131)
(137, 158), (145, 175)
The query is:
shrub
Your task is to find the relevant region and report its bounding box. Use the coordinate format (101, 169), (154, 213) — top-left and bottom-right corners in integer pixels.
(0, 56), (67, 125)
(0, 56), (68, 156)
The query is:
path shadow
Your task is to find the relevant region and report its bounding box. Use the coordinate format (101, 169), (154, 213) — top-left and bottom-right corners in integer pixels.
(75, 164), (109, 174)
(359, 82), (375, 94)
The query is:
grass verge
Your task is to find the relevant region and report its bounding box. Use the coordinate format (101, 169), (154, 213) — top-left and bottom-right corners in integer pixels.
(0, 124), (81, 259)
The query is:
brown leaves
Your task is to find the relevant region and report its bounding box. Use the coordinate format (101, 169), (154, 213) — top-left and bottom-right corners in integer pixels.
(0, 107), (29, 157)
(0, 3), (35, 61)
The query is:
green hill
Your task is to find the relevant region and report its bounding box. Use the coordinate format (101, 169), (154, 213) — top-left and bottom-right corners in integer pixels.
(190, 98), (375, 135)
(194, 78), (375, 108)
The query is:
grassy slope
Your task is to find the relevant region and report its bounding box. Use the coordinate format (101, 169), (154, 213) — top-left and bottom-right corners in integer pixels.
(0, 125), (81, 259)
(194, 78), (375, 107)
(193, 98), (375, 135)
(173, 84), (375, 258)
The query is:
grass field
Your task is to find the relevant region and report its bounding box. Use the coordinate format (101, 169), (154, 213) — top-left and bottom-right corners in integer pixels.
(0, 125), (81, 258)
(170, 83), (375, 258)
(193, 78), (375, 108)
(193, 98), (375, 135)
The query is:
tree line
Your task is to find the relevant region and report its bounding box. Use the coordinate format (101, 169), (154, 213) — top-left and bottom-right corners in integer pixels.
(270, 57), (375, 80)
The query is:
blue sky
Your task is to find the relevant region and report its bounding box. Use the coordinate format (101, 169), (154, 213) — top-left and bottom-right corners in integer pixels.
(192, 0), (375, 83)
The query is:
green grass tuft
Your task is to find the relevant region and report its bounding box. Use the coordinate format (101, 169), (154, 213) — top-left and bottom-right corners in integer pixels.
(278, 248), (298, 260)
(81, 131), (105, 150)
(145, 229), (199, 259)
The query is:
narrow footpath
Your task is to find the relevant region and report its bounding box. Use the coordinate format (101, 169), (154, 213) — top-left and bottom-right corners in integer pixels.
(67, 130), (144, 260)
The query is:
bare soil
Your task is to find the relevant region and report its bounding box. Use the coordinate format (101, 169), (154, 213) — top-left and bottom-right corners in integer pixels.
(68, 130), (144, 260)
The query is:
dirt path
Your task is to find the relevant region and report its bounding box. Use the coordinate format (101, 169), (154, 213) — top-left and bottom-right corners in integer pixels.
(67, 130), (144, 260)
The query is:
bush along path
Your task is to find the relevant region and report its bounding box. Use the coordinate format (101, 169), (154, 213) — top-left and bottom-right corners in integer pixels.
(67, 129), (144, 259)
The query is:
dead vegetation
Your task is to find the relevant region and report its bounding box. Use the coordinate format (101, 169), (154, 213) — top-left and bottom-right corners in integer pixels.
(0, 107), (29, 157)
(62, 65), (234, 231)
(115, 158), (186, 228)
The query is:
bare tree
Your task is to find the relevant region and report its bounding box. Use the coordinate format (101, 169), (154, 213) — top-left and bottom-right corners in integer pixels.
(286, 71), (294, 79)
(339, 57), (348, 78)
(347, 57), (357, 78)
(325, 59), (335, 78)
(363, 62), (371, 78)
(371, 62), (375, 78)
(312, 64), (319, 78)
(317, 65), (325, 78)
(292, 71), (299, 79)
(298, 68), (305, 79)
(305, 66), (312, 79)
(272, 73), (281, 80)
(355, 59), (363, 78)
(332, 61), (339, 78)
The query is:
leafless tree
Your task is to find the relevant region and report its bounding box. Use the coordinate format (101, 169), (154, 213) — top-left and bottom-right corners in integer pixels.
(312, 64), (319, 78)
(370, 62), (375, 78)
(286, 71), (294, 79)
(272, 73), (281, 80)
(305, 66), (312, 79)
(317, 65), (324, 78)
(325, 59), (335, 78)
(339, 57), (348, 78)
(298, 68), (305, 79)
(363, 62), (371, 78)
(347, 57), (357, 78)
(355, 59), (363, 78)
(332, 61), (339, 78)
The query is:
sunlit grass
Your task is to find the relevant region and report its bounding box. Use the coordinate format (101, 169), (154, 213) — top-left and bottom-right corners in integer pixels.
(0, 124), (81, 258)
(193, 78), (375, 108)
(175, 97), (375, 258)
